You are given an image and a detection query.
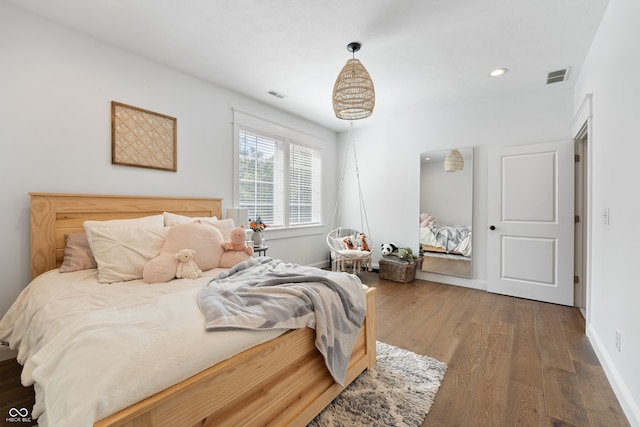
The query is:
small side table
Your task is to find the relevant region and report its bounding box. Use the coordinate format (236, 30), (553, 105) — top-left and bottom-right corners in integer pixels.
(253, 245), (268, 256)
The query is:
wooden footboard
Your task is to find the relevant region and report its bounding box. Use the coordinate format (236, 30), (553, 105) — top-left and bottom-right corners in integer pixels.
(96, 287), (376, 427)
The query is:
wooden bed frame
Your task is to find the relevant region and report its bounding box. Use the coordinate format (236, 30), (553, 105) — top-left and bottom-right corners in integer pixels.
(421, 244), (467, 256)
(29, 193), (377, 427)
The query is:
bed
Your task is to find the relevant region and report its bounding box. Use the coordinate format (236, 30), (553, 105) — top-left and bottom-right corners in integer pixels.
(419, 225), (472, 257)
(2, 193), (376, 427)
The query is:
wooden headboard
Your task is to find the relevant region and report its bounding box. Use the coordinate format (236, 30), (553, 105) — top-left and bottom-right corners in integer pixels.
(29, 193), (223, 279)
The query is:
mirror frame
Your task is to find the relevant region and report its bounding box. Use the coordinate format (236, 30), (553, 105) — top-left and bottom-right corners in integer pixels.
(419, 147), (473, 278)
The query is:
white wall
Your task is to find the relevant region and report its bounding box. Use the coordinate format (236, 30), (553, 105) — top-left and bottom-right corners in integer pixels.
(574, 0), (640, 423)
(420, 149), (473, 226)
(0, 4), (338, 326)
(340, 91), (574, 287)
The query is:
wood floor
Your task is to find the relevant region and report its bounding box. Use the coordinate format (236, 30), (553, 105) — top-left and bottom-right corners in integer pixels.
(0, 356), (35, 425)
(0, 273), (630, 426)
(360, 271), (630, 427)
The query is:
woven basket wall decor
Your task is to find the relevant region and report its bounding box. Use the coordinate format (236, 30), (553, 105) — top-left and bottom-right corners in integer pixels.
(111, 101), (177, 172)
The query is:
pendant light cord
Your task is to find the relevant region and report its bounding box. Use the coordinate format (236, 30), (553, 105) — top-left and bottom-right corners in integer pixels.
(330, 122), (372, 244)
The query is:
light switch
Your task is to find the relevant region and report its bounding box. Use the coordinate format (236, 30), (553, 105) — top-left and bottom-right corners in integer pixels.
(603, 208), (610, 225)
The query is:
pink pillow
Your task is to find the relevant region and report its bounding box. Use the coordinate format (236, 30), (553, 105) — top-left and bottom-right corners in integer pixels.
(143, 223), (225, 283)
(60, 232), (97, 272)
(219, 250), (251, 268)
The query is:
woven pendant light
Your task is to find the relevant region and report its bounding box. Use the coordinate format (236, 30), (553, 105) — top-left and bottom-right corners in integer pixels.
(444, 149), (464, 172)
(332, 42), (375, 120)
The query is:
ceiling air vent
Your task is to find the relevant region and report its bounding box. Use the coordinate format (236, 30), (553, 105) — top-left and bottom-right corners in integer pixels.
(266, 89), (286, 99)
(546, 68), (570, 84)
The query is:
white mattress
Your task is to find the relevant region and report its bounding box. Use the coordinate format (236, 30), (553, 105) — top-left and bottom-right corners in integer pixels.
(0, 268), (285, 427)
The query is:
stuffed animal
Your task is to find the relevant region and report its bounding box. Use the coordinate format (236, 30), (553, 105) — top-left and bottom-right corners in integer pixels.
(396, 247), (417, 262)
(343, 235), (357, 250)
(380, 243), (398, 256)
(420, 213), (436, 228)
(143, 222), (225, 284)
(222, 226), (254, 255)
(175, 248), (202, 279)
(359, 233), (371, 252)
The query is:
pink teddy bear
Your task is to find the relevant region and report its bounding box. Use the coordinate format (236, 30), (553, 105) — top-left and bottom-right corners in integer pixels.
(221, 226), (254, 256)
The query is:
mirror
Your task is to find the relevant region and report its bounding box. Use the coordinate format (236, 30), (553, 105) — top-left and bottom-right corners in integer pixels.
(419, 147), (473, 278)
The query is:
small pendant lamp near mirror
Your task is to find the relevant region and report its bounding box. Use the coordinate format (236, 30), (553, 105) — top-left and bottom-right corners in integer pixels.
(444, 149), (464, 172)
(332, 42), (375, 120)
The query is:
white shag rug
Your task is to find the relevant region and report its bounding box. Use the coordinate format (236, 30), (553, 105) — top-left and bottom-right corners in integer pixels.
(308, 341), (447, 427)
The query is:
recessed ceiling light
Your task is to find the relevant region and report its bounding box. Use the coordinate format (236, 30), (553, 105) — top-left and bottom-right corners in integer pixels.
(489, 68), (508, 77)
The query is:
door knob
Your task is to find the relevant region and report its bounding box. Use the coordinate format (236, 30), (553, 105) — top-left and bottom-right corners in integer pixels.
(489, 225), (496, 230)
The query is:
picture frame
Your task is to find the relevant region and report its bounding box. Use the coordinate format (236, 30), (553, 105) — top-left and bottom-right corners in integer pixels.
(111, 101), (177, 172)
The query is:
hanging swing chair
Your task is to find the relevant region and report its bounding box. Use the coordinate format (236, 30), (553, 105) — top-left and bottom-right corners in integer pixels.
(327, 122), (373, 274)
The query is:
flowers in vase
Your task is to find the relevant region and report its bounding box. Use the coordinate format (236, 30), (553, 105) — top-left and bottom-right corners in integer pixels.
(249, 217), (268, 233)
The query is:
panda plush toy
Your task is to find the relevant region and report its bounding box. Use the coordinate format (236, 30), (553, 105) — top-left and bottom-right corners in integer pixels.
(380, 243), (398, 256)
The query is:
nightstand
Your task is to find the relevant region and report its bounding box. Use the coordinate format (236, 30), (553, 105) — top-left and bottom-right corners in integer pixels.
(253, 246), (268, 256)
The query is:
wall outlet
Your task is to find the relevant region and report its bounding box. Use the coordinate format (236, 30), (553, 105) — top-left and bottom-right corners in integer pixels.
(615, 329), (622, 352)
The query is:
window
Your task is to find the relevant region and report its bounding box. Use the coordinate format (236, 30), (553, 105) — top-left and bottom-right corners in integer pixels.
(289, 143), (322, 225)
(237, 127), (322, 229)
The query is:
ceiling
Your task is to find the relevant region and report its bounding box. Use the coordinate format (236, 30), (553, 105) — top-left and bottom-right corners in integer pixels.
(7, 0), (610, 132)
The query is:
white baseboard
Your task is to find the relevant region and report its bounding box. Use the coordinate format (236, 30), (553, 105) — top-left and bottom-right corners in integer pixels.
(415, 270), (487, 290)
(587, 324), (640, 427)
(0, 344), (17, 362)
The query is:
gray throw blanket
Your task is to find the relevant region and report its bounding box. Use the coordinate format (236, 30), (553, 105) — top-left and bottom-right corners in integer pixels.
(431, 225), (471, 253)
(197, 257), (367, 386)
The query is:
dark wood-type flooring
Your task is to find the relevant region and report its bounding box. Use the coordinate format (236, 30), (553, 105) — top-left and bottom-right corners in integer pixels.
(362, 271), (629, 427)
(0, 356), (35, 426)
(0, 273), (630, 426)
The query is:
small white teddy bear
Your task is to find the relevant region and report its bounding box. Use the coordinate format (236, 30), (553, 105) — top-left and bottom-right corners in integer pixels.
(175, 248), (201, 279)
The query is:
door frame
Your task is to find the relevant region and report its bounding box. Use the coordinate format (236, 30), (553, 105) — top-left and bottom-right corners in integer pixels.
(571, 94), (593, 322)
(574, 126), (588, 316)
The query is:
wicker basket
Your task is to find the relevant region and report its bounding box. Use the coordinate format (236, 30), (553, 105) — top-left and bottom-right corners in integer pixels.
(378, 258), (417, 283)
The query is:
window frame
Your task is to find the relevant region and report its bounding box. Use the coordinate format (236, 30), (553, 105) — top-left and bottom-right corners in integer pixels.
(232, 110), (324, 235)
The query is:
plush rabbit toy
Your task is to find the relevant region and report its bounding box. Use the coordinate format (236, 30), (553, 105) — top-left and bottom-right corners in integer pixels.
(175, 248), (201, 279)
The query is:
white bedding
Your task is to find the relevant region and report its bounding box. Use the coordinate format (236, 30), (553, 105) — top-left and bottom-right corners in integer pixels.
(0, 268), (286, 427)
(420, 226), (472, 257)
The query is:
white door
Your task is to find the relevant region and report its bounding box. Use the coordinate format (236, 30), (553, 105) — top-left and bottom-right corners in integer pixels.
(487, 141), (574, 305)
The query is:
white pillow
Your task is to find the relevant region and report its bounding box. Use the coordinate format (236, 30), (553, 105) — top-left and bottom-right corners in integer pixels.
(89, 225), (167, 283)
(162, 212), (234, 240)
(84, 215), (164, 249)
(331, 237), (347, 250)
(336, 249), (371, 258)
(162, 212), (218, 226)
(206, 218), (235, 240)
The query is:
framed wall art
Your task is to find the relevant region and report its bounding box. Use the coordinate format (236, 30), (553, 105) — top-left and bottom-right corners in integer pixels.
(111, 101), (177, 171)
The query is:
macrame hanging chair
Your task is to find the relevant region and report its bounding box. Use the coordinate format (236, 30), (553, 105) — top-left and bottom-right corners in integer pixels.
(327, 122), (373, 273)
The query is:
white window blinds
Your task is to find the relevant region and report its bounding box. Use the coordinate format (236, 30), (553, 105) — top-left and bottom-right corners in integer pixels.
(237, 126), (322, 229)
(238, 130), (284, 227)
(289, 143), (322, 225)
